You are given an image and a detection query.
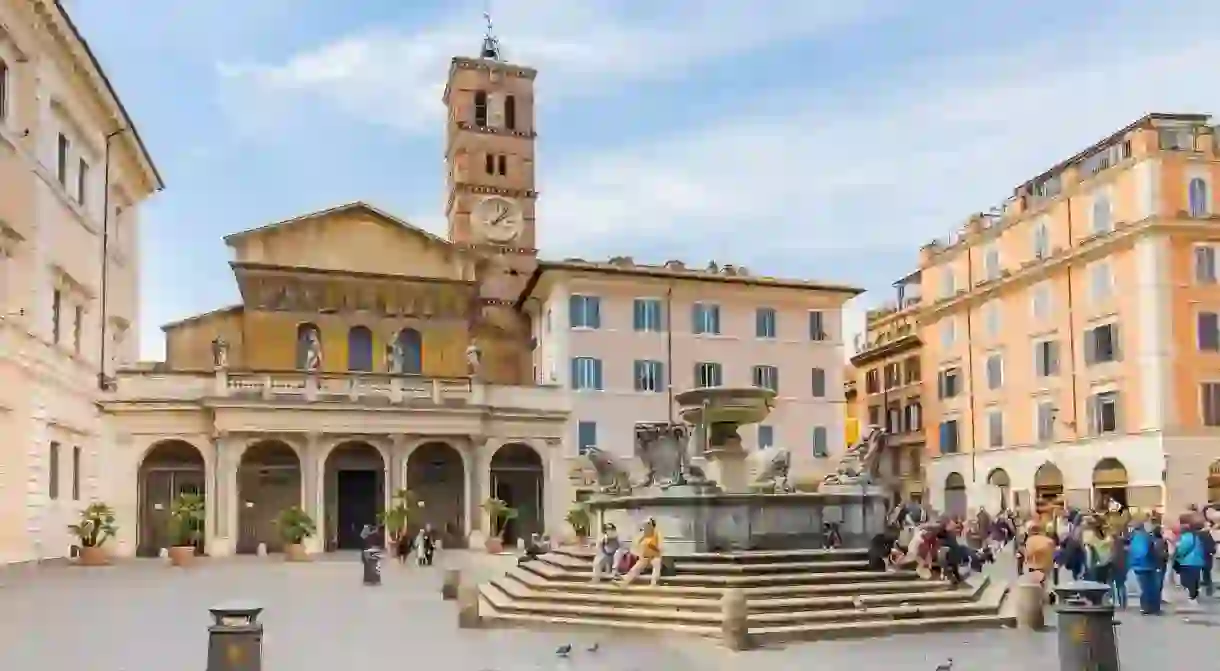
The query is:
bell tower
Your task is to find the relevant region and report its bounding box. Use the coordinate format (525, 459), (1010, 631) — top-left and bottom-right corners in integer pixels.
(443, 16), (539, 384)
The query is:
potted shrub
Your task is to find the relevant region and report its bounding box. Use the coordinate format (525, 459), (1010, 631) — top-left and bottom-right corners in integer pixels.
(275, 506), (316, 562)
(378, 488), (419, 553)
(68, 502), (117, 566)
(480, 497), (518, 554)
(565, 503), (591, 546)
(167, 492), (205, 567)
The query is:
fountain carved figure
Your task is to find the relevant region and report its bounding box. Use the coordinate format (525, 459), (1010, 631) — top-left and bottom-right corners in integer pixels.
(823, 425), (886, 486)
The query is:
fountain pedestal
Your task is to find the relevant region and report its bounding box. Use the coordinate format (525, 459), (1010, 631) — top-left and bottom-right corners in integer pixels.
(702, 444), (748, 493)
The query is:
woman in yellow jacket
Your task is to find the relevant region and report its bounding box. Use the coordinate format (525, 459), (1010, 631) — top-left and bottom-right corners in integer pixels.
(618, 518), (663, 587)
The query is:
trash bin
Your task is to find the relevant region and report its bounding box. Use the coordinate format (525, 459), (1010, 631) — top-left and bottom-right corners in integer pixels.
(206, 602), (263, 671)
(1053, 580), (1119, 671)
(362, 548), (383, 586)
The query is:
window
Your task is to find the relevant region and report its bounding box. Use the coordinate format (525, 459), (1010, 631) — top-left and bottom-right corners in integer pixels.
(1202, 383), (1220, 427)
(1084, 323), (1120, 365)
(633, 360), (665, 393)
(937, 368), (961, 399)
(695, 361), (723, 388)
(867, 405), (881, 427)
(904, 402), (922, 433)
(883, 362), (900, 389)
(812, 427), (829, 457)
(77, 158), (89, 205)
(886, 404), (901, 434)
(484, 153), (494, 174)
(504, 95), (517, 131)
(810, 367), (826, 397)
(1091, 192), (1112, 233)
(1195, 245), (1217, 284)
(985, 353), (1003, 390)
(73, 304), (83, 354)
(903, 357), (921, 383)
(864, 369), (880, 394)
(752, 365), (779, 392)
(52, 288), (61, 342)
(938, 420), (960, 454)
(570, 357), (603, 390)
(758, 425), (774, 448)
(72, 446), (81, 500)
(57, 133), (70, 186)
(577, 421), (597, 454)
(940, 269), (956, 298)
(633, 298), (663, 332)
(983, 244), (1000, 280)
(987, 409), (1004, 448)
(497, 154), (507, 176)
(1032, 218), (1050, 259)
(1088, 261), (1113, 301)
(0, 59), (8, 121)
(940, 317), (956, 348)
(569, 295), (601, 329)
(1086, 390), (1120, 434)
(982, 301), (1000, 337)
(1198, 312), (1220, 351)
(693, 302), (721, 335)
(808, 311), (827, 341)
(1189, 177), (1210, 217)
(1034, 340), (1060, 377)
(755, 307), (777, 338)
(1030, 282), (1052, 320)
(1036, 401), (1056, 442)
(473, 90), (488, 126)
(49, 441), (60, 500)
(346, 326), (374, 371)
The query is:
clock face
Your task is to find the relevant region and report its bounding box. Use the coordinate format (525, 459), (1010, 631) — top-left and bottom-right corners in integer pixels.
(472, 196), (523, 243)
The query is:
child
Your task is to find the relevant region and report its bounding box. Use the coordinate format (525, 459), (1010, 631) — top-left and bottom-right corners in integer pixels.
(591, 523), (625, 582)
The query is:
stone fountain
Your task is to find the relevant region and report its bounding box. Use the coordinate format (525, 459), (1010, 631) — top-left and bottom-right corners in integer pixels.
(583, 387), (889, 555)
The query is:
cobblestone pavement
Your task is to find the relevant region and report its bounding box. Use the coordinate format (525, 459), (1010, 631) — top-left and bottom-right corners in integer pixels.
(0, 550), (1216, 671)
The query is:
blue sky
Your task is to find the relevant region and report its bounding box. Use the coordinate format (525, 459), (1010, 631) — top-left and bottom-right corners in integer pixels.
(66, 0), (1220, 359)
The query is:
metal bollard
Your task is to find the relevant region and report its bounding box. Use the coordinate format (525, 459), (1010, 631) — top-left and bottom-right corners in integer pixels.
(1015, 579), (1047, 631)
(720, 588), (751, 651)
(206, 602), (263, 671)
(442, 568), (461, 600)
(1054, 580), (1119, 671)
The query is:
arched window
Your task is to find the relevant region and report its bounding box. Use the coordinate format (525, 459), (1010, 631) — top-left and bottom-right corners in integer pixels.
(347, 326), (373, 372)
(473, 90), (488, 127)
(295, 323), (321, 369)
(393, 328), (423, 375)
(504, 95), (517, 130)
(1189, 177), (1210, 217)
(1091, 193), (1112, 233)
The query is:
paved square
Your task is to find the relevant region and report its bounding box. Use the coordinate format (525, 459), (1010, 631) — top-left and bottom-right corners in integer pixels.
(0, 552), (1215, 670)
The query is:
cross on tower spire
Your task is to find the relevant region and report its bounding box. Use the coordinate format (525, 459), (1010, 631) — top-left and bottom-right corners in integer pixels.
(480, 6), (502, 60)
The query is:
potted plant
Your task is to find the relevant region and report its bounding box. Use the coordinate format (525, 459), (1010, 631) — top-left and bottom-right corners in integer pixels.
(275, 506), (316, 562)
(378, 488), (419, 551)
(167, 492), (205, 567)
(480, 497), (518, 554)
(565, 503), (591, 545)
(68, 502), (117, 566)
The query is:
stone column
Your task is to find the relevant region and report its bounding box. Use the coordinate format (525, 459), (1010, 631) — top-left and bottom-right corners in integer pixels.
(301, 433), (324, 555)
(213, 434), (242, 557)
(388, 436), (407, 501)
(467, 437), (494, 547)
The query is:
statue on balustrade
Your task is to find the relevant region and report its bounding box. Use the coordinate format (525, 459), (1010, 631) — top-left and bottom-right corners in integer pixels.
(210, 337), (229, 370)
(465, 342), (482, 378)
(584, 446), (632, 495)
(389, 337), (405, 374)
(634, 422), (706, 490)
(749, 445), (794, 493)
(383, 344), (395, 374)
(823, 425), (886, 486)
(304, 330), (323, 372)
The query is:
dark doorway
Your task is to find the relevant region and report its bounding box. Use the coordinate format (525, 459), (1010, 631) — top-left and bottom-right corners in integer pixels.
(406, 442), (466, 548)
(336, 470), (378, 549)
(237, 440), (302, 554)
(138, 440), (206, 557)
(489, 443), (544, 546)
(324, 442), (385, 551)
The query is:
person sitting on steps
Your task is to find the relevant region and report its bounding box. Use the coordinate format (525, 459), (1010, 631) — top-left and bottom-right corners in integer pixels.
(591, 523), (626, 582)
(617, 519), (663, 587)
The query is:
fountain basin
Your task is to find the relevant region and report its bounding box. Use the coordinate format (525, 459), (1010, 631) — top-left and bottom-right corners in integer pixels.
(675, 386), (776, 427)
(586, 488), (888, 556)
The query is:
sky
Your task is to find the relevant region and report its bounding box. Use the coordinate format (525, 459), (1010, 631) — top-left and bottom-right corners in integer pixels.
(64, 0), (1220, 361)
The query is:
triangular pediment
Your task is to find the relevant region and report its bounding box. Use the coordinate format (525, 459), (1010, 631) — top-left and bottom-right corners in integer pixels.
(224, 202), (461, 279)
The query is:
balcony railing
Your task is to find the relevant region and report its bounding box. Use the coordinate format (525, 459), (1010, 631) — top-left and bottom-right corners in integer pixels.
(107, 368), (570, 413)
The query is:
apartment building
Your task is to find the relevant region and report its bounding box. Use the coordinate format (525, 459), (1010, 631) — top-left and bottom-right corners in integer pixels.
(851, 271), (925, 502)
(0, 0), (161, 563)
(844, 367), (860, 448)
(529, 258), (860, 497)
(919, 112), (1220, 517)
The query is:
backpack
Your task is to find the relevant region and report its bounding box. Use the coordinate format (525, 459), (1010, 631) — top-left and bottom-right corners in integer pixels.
(1199, 529), (1217, 557)
(1153, 537), (1170, 564)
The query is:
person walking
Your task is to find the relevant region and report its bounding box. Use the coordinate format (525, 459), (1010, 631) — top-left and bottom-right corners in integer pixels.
(1174, 514), (1206, 606)
(1128, 520), (1162, 615)
(1110, 524), (1130, 609)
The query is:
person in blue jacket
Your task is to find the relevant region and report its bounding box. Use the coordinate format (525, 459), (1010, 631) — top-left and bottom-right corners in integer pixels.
(1174, 515), (1206, 603)
(1127, 520), (1162, 615)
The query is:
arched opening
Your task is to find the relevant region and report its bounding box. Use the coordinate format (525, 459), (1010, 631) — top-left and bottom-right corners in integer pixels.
(986, 468), (1012, 512)
(1208, 460), (1220, 503)
(1189, 177), (1210, 217)
(490, 443), (544, 545)
(1092, 457), (1129, 509)
(325, 441), (385, 550)
(406, 442), (466, 548)
(392, 328), (423, 375)
(473, 89), (488, 127)
(504, 94), (517, 130)
(347, 325), (373, 372)
(1033, 462), (1065, 513)
(943, 472), (967, 519)
(137, 440), (206, 557)
(237, 440), (301, 554)
(295, 322), (321, 370)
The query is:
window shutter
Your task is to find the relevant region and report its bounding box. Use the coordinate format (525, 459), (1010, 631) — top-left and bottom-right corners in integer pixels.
(593, 359), (603, 389)
(1049, 341), (1060, 374)
(570, 358), (580, 388)
(589, 298), (601, 329)
(1083, 329), (1096, 364)
(1200, 313), (1219, 350)
(1110, 324), (1121, 360)
(691, 304), (702, 333)
(1085, 396), (1097, 435)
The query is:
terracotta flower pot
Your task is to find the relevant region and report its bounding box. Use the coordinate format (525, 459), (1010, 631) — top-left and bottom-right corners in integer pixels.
(484, 537), (504, 554)
(284, 543), (309, 562)
(77, 545), (109, 567)
(168, 546), (195, 567)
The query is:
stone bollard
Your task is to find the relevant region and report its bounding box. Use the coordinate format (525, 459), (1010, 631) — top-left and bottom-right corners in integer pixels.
(206, 602), (263, 671)
(516, 537), (526, 551)
(1014, 580), (1046, 631)
(255, 543), (267, 558)
(720, 588), (750, 651)
(457, 584), (481, 629)
(442, 569), (461, 600)
(158, 548), (169, 559)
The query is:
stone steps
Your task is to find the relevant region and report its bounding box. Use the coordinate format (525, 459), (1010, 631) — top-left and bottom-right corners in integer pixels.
(548, 548), (869, 574)
(552, 546), (869, 564)
(522, 557), (917, 587)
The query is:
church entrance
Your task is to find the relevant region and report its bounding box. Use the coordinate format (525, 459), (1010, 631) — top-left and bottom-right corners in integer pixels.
(325, 442), (385, 550)
(137, 440), (206, 557)
(237, 440), (301, 554)
(406, 442), (466, 548)
(489, 443), (544, 546)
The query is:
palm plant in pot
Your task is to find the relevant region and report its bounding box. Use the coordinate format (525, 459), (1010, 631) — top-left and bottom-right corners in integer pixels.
(167, 492), (205, 567)
(565, 503), (592, 546)
(275, 506), (316, 562)
(378, 488), (418, 551)
(480, 497), (518, 553)
(68, 502), (117, 566)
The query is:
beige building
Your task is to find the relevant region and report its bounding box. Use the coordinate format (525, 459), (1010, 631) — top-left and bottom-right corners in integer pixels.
(0, 1), (161, 564)
(95, 38), (860, 559)
(919, 113), (1220, 516)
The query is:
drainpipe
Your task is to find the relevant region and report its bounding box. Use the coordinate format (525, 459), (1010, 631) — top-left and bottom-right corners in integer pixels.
(964, 244), (977, 484)
(97, 127), (128, 391)
(666, 283), (675, 424)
